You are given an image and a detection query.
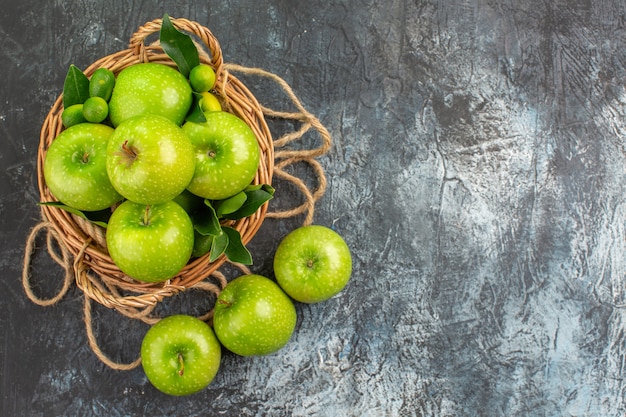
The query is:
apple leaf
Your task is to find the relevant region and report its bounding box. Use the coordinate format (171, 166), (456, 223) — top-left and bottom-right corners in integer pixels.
(244, 183), (272, 192)
(222, 226), (253, 265)
(222, 185), (275, 220)
(214, 191), (247, 217)
(39, 201), (109, 228)
(209, 229), (229, 263)
(193, 200), (221, 236)
(62, 65), (90, 108)
(186, 92), (207, 123)
(159, 13), (200, 78)
(254, 183), (276, 195)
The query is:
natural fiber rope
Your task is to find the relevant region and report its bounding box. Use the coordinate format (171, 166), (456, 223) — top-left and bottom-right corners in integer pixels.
(83, 294), (143, 371)
(223, 63), (331, 226)
(22, 222), (73, 306)
(22, 18), (332, 370)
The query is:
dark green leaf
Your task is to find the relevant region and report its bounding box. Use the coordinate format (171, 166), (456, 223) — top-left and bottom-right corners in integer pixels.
(193, 200), (221, 236)
(172, 189), (205, 216)
(185, 92), (207, 123)
(243, 184), (263, 192)
(159, 13), (200, 77)
(245, 183), (276, 194)
(261, 184), (276, 195)
(215, 191), (247, 217)
(62, 65), (90, 108)
(209, 230), (229, 263)
(222, 226), (253, 265)
(222, 187), (274, 220)
(39, 201), (109, 228)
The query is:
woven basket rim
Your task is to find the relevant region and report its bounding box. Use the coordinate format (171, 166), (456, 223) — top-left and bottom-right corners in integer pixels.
(37, 17), (274, 310)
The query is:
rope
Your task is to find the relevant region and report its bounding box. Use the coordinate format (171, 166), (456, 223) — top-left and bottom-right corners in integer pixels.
(223, 63), (331, 225)
(22, 20), (332, 371)
(22, 222), (72, 306)
(83, 294), (142, 371)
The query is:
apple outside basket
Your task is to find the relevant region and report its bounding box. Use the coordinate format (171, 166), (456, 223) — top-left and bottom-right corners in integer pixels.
(36, 18), (276, 319)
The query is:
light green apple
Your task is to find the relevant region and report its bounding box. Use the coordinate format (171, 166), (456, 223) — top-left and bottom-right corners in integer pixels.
(182, 111), (260, 200)
(108, 62), (192, 127)
(106, 200), (194, 282)
(274, 225), (352, 303)
(106, 114), (195, 205)
(43, 123), (122, 211)
(213, 274), (297, 356)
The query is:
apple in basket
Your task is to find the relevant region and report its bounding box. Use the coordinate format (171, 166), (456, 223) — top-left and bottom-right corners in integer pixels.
(105, 199), (194, 283)
(105, 114), (196, 205)
(108, 62), (193, 127)
(43, 123), (123, 212)
(182, 110), (261, 200)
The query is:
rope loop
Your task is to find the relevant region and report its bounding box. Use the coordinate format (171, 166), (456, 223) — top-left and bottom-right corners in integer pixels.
(23, 18), (332, 370)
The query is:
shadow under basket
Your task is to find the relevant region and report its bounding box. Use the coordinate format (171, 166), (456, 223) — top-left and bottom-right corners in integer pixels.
(36, 17), (274, 317)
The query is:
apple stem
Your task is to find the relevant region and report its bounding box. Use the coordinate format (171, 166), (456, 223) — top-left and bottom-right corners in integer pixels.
(82, 152), (90, 164)
(142, 205), (151, 226)
(218, 299), (232, 307)
(177, 353), (185, 376)
(121, 140), (138, 160)
(307, 259), (315, 268)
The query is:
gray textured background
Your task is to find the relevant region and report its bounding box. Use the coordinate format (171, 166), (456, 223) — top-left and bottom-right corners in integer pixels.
(2, 0), (626, 416)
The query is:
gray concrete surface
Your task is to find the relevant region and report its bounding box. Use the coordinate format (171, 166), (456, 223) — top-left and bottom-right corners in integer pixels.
(2, 0), (625, 415)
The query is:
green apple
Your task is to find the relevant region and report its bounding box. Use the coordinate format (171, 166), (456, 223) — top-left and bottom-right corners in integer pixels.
(106, 115), (195, 205)
(43, 123), (123, 211)
(141, 315), (221, 396)
(274, 225), (352, 303)
(108, 62), (193, 127)
(182, 111), (260, 200)
(106, 200), (194, 282)
(213, 274), (297, 356)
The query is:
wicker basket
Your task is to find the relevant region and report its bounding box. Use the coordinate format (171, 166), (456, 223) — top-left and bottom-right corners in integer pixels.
(36, 18), (274, 315)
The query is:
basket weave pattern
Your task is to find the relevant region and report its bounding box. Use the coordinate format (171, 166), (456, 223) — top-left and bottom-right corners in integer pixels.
(24, 17), (332, 369)
(36, 18), (274, 314)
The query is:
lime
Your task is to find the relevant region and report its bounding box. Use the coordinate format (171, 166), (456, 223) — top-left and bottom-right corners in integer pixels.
(199, 91), (222, 112)
(82, 96), (109, 123)
(189, 64), (216, 93)
(192, 231), (213, 258)
(61, 104), (87, 127)
(89, 68), (116, 101)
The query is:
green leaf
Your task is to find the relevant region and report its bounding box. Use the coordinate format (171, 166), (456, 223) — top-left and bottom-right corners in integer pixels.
(261, 184), (276, 194)
(215, 191), (247, 217)
(193, 200), (221, 236)
(185, 92), (207, 123)
(222, 186), (274, 220)
(245, 183), (275, 193)
(243, 184), (264, 192)
(159, 13), (200, 77)
(209, 229), (229, 263)
(39, 201), (109, 228)
(62, 65), (90, 108)
(222, 226), (253, 265)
